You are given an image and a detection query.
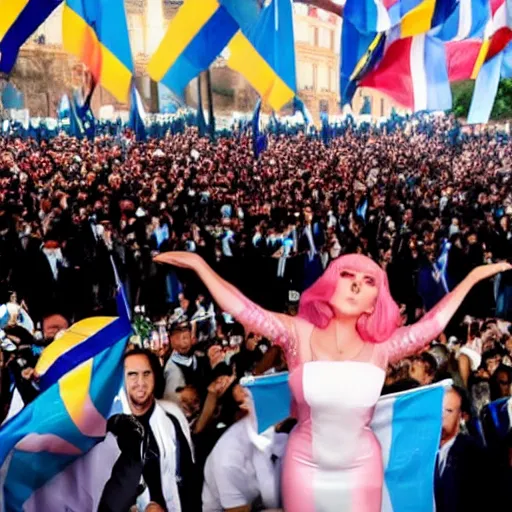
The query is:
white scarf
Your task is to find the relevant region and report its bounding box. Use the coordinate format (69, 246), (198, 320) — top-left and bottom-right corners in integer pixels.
(171, 352), (197, 369)
(119, 392), (182, 512)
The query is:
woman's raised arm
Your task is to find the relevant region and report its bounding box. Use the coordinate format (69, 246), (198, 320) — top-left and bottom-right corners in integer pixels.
(154, 252), (298, 361)
(386, 262), (511, 365)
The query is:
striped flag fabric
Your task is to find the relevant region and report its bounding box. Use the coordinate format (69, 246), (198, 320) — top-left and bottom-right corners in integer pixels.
(434, 0), (490, 41)
(0, 290), (132, 511)
(344, 0), (458, 37)
(340, 20), (386, 105)
(226, 0), (297, 111)
(341, 0), (456, 106)
(0, 0), (62, 73)
(467, 50), (505, 123)
(242, 374), (449, 512)
(360, 34), (452, 112)
(147, 0), (242, 99)
(445, 38), (489, 81)
(0, 278), (132, 512)
(35, 316), (130, 392)
(466, 0), (512, 123)
(62, 0), (133, 103)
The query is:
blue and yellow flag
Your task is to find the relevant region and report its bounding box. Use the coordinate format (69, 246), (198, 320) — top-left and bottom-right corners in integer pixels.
(62, 0), (133, 103)
(340, 20), (386, 105)
(227, 0), (296, 112)
(0, 312), (132, 511)
(148, 0), (241, 98)
(0, 0), (62, 73)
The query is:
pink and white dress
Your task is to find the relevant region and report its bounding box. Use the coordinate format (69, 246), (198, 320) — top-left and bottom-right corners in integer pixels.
(239, 301), (448, 512)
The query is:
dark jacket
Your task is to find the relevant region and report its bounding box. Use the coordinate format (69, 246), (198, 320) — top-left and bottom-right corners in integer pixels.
(98, 411), (201, 512)
(434, 434), (491, 512)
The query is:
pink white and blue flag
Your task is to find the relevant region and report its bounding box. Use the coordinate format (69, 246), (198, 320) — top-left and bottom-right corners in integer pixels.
(242, 373), (449, 512)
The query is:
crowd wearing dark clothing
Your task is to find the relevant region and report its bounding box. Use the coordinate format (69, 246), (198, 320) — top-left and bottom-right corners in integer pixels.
(0, 117), (512, 511)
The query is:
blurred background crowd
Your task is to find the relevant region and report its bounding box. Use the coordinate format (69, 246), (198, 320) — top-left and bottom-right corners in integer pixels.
(1, 116), (512, 510)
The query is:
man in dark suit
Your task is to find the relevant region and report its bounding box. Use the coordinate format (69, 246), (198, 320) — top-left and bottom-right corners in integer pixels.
(298, 206), (326, 291)
(434, 386), (491, 512)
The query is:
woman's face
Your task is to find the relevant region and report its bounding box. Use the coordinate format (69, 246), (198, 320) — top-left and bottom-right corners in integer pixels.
(330, 270), (379, 318)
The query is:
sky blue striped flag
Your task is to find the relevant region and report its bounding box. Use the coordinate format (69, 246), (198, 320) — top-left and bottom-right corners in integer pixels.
(433, 0), (490, 41)
(242, 374), (448, 512)
(467, 42), (512, 124)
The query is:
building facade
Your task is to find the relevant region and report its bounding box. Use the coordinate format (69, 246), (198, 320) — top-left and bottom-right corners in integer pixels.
(1, 0), (401, 121)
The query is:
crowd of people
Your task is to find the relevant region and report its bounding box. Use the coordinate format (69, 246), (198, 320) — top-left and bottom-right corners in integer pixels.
(0, 115), (512, 511)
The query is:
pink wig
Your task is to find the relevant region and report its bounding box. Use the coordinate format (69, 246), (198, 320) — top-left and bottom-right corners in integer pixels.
(298, 254), (401, 343)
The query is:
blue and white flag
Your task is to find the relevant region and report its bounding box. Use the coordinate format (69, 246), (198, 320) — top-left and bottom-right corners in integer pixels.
(433, 0), (490, 41)
(242, 374), (449, 512)
(129, 84), (147, 141)
(57, 94), (71, 120)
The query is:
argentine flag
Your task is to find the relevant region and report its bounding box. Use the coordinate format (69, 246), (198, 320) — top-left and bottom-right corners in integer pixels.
(242, 373), (449, 512)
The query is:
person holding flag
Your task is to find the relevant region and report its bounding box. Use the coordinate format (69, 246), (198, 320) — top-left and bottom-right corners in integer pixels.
(155, 251), (510, 512)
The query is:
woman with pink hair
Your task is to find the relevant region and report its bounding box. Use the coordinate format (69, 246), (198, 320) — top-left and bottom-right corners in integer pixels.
(155, 252), (510, 512)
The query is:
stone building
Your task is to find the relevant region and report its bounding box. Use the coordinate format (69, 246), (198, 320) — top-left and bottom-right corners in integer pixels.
(1, 0), (401, 122)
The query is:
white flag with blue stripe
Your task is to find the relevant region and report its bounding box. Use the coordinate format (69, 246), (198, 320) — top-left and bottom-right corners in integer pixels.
(242, 374), (449, 512)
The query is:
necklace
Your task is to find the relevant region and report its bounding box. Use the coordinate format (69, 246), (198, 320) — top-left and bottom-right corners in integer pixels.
(334, 320), (366, 361)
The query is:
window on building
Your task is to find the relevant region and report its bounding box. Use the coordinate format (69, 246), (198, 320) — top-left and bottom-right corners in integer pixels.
(297, 61), (314, 90)
(380, 98), (385, 117)
(319, 99), (329, 114)
(319, 27), (332, 49)
(295, 20), (309, 42)
(317, 65), (329, 92)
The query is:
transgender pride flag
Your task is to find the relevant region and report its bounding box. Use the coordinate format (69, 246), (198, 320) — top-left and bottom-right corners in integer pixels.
(242, 374), (449, 512)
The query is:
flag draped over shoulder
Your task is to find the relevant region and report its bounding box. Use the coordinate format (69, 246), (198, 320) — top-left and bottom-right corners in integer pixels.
(0, 0), (62, 73)
(242, 374), (449, 512)
(62, 0), (133, 103)
(0, 308), (132, 512)
(227, 0), (297, 111)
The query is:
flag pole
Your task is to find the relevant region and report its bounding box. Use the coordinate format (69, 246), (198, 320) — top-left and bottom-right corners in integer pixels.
(206, 68), (215, 139)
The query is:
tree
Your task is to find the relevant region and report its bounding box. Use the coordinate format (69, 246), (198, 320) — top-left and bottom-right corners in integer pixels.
(451, 78), (512, 120)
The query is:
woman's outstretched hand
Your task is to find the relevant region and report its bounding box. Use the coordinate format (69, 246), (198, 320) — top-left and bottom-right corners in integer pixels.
(153, 251), (204, 270)
(470, 262), (512, 283)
